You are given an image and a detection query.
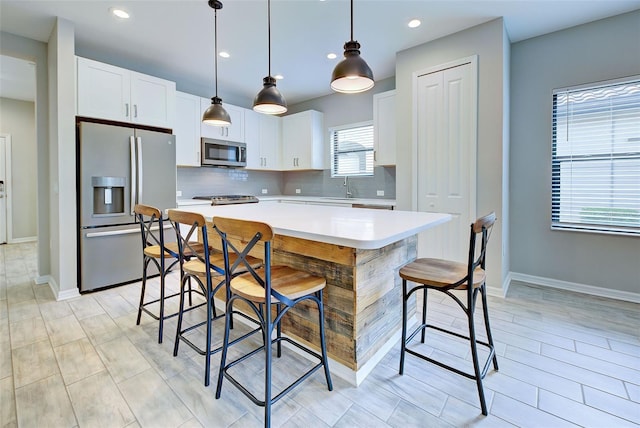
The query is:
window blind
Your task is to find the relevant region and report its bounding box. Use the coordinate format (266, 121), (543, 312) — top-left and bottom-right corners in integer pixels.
(330, 122), (374, 177)
(551, 77), (640, 236)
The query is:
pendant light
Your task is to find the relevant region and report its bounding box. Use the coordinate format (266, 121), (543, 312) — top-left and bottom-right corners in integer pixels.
(253, 0), (287, 115)
(202, 0), (231, 126)
(330, 0), (374, 94)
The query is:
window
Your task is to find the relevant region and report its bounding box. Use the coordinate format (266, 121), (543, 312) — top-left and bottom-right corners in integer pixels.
(551, 76), (640, 236)
(330, 122), (374, 177)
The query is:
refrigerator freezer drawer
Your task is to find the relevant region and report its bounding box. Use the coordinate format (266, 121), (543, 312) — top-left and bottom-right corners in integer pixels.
(79, 224), (175, 292)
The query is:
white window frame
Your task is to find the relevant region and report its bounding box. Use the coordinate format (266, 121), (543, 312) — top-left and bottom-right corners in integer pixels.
(330, 121), (374, 177)
(551, 75), (640, 236)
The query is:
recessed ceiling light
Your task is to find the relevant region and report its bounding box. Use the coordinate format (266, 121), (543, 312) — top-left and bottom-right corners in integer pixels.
(408, 19), (421, 28)
(274, 74), (284, 80)
(327, 53), (337, 60)
(110, 8), (130, 19)
(219, 51), (230, 58)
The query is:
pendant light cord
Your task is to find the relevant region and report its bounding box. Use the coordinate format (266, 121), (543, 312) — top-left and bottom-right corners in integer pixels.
(350, 0), (354, 41)
(267, 0), (272, 77)
(214, 7), (219, 97)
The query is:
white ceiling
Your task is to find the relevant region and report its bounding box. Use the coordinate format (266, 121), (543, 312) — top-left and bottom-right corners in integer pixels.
(1, 0), (639, 105)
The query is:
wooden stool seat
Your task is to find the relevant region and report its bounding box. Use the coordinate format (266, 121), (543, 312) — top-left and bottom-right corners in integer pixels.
(400, 258), (486, 289)
(231, 265), (326, 303)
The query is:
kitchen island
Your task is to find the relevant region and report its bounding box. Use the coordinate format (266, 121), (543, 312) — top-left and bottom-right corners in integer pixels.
(179, 202), (450, 384)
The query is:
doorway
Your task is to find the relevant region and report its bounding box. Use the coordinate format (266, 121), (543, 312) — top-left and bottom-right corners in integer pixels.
(414, 56), (478, 262)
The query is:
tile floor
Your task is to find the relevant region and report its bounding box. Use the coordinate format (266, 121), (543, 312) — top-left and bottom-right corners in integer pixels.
(1, 242), (639, 427)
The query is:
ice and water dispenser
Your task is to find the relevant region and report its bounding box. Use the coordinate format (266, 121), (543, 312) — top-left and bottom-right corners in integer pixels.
(92, 176), (125, 215)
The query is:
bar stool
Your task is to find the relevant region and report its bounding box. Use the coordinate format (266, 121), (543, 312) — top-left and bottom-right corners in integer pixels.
(213, 216), (333, 428)
(398, 212), (499, 415)
(168, 209), (262, 387)
(134, 204), (199, 344)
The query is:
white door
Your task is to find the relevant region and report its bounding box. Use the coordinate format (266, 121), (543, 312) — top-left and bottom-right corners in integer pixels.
(0, 135), (7, 244)
(416, 60), (476, 262)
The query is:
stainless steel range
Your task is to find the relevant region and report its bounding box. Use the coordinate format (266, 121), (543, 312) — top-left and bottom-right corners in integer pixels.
(192, 195), (259, 205)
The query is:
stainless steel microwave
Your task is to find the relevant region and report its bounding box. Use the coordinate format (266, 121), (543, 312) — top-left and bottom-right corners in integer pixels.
(201, 138), (246, 167)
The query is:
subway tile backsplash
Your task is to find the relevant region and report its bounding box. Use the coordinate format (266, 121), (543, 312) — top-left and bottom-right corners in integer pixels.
(176, 166), (395, 199)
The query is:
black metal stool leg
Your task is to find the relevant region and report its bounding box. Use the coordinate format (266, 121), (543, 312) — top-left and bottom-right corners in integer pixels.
(215, 298), (234, 399)
(173, 275), (187, 357)
(264, 306), (273, 428)
(204, 279), (213, 387)
(136, 258), (148, 325)
(421, 287), (428, 343)
(399, 278), (408, 375)
(481, 285), (499, 370)
(158, 256), (166, 344)
(276, 303), (282, 358)
(468, 290), (488, 416)
(318, 290), (333, 390)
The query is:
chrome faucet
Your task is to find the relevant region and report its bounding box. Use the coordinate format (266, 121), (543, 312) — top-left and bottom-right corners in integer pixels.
(344, 176), (352, 198)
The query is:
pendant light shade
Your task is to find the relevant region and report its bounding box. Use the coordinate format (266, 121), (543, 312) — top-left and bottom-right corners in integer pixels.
(253, 0), (287, 115)
(202, 96), (231, 125)
(331, 0), (374, 94)
(203, 0), (231, 126)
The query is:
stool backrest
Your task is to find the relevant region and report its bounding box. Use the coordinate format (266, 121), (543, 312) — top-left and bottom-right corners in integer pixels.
(168, 209), (222, 276)
(468, 212), (496, 278)
(134, 204), (168, 253)
(213, 216), (275, 300)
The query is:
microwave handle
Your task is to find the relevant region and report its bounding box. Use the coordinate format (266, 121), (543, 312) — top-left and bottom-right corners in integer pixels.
(239, 146), (246, 162)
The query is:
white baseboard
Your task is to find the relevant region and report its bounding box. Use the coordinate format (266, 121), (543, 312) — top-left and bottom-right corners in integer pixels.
(486, 272), (511, 298)
(34, 275), (80, 301)
(510, 272), (640, 304)
(9, 236), (37, 244)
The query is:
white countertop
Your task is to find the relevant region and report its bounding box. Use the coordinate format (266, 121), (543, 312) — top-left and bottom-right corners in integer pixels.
(176, 202), (450, 250)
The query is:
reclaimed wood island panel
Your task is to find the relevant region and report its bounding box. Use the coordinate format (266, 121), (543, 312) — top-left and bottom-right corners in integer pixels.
(180, 202), (450, 384)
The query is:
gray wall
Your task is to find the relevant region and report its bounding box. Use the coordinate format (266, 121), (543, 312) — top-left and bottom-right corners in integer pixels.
(395, 19), (510, 293)
(0, 32), (50, 277)
(0, 98), (37, 240)
(510, 10), (640, 295)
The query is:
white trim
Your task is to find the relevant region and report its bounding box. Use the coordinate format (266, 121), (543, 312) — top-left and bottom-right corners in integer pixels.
(0, 134), (12, 244)
(486, 272), (511, 298)
(510, 272), (640, 304)
(35, 274), (81, 301)
(9, 236), (37, 243)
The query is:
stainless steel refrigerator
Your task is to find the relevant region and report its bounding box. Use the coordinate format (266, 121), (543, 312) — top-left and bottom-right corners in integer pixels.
(77, 121), (177, 292)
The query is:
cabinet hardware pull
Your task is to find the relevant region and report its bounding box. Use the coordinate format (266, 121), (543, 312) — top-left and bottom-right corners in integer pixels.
(125, 103), (129, 117)
(134, 104), (138, 118)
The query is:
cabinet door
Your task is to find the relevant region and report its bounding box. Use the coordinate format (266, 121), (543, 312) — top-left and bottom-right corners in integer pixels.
(130, 71), (176, 128)
(200, 98), (245, 142)
(281, 110), (324, 170)
(175, 92), (201, 166)
(373, 90), (396, 166)
(259, 114), (281, 170)
(77, 57), (130, 122)
(244, 109), (262, 169)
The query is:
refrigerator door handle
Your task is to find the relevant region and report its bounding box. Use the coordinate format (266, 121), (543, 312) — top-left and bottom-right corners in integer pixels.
(130, 136), (136, 215)
(136, 136), (143, 204)
(85, 224), (171, 238)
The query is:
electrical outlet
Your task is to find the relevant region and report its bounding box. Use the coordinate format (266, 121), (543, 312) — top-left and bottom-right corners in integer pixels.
(176, 190), (182, 197)
(295, 188), (301, 194)
(261, 188), (268, 194)
(377, 190), (385, 196)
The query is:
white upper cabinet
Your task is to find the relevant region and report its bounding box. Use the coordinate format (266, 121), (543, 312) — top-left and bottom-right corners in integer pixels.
(373, 89), (396, 166)
(200, 98), (245, 143)
(245, 109), (281, 170)
(281, 110), (324, 170)
(76, 56), (176, 129)
(175, 91), (201, 167)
